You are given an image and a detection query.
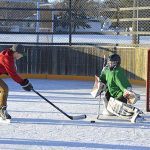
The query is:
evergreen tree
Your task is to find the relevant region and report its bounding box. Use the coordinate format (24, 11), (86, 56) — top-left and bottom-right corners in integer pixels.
(55, 0), (92, 32)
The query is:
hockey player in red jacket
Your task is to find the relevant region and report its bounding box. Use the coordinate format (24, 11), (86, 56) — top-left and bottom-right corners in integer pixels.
(0, 44), (33, 121)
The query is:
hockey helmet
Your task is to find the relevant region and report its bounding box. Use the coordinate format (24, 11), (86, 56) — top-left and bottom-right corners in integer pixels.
(107, 53), (121, 69)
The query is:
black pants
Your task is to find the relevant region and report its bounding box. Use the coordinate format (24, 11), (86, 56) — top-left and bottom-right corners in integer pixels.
(105, 91), (127, 104)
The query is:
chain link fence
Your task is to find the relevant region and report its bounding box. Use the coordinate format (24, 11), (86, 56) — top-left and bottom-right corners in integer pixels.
(0, 0), (150, 47)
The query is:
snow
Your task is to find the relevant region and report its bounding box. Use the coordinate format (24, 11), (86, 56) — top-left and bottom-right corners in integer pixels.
(0, 78), (150, 150)
(0, 34), (149, 45)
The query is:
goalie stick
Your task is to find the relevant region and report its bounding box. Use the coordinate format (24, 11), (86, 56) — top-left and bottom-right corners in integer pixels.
(97, 55), (107, 118)
(32, 89), (86, 120)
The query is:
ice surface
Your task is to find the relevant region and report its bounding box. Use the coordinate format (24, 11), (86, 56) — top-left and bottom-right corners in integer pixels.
(0, 78), (149, 150)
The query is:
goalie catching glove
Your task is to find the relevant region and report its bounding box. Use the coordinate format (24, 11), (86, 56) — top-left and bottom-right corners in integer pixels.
(20, 79), (33, 91)
(123, 89), (140, 104)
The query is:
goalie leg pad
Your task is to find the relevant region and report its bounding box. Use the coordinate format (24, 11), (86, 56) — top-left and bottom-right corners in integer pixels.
(102, 97), (114, 116)
(107, 98), (136, 117)
(106, 98), (144, 122)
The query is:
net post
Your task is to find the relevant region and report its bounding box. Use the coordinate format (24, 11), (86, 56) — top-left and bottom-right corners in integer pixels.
(146, 49), (150, 112)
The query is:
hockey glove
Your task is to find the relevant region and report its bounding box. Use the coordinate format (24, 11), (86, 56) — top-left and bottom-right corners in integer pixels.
(21, 79), (33, 91)
(124, 89), (140, 104)
(123, 89), (131, 98)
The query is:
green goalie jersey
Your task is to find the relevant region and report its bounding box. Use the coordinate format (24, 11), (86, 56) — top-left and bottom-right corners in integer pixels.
(99, 66), (131, 99)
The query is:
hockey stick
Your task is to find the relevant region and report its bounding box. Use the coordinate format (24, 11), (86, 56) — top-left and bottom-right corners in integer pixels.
(97, 55), (107, 119)
(32, 88), (87, 120)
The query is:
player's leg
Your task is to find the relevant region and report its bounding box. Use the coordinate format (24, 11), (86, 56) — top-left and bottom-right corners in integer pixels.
(0, 79), (11, 120)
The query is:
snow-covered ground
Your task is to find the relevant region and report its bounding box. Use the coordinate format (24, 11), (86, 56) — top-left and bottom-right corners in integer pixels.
(0, 34), (150, 45)
(0, 78), (150, 150)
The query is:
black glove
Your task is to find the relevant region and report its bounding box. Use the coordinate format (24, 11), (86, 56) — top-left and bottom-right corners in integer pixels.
(20, 79), (33, 91)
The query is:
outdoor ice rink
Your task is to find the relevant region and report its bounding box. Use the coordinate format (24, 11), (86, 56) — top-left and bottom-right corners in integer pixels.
(0, 78), (150, 150)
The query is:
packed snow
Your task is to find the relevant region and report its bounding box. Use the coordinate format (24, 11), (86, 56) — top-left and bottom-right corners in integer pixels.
(0, 78), (150, 150)
(0, 34), (149, 45)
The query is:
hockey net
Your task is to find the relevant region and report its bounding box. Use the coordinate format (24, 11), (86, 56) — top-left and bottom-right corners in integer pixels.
(146, 49), (150, 112)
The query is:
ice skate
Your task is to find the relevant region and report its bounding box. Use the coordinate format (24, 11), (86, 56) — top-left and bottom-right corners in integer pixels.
(0, 106), (11, 123)
(135, 115), (145, 123)
(130, 108), (144, 123)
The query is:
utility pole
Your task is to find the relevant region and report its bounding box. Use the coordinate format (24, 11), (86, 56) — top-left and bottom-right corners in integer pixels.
(36, 0), (40, 43)
(132, 0), (138, 45)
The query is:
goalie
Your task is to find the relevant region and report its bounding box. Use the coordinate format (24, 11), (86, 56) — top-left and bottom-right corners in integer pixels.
(92, 53), (143, 123)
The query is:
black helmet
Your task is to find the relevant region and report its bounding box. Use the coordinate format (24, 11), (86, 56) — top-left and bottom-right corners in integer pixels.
(107, 53), (121, 69)
(11, 44), (26, 56)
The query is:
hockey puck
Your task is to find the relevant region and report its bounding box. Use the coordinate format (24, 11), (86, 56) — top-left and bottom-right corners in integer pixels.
(90, 120), (95, 123)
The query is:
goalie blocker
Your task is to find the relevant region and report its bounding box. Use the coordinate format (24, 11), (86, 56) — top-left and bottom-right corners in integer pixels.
(91, 75), (106, 98)
(106, 97), (144, 123)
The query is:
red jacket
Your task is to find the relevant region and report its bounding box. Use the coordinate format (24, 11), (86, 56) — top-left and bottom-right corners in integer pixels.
(0, 48), (24, 84)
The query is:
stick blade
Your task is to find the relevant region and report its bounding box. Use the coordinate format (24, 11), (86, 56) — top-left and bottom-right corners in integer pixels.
(70, 114), (87, 120)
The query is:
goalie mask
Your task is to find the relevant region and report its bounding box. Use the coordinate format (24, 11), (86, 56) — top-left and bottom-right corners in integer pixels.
(107, 54), (121, 70)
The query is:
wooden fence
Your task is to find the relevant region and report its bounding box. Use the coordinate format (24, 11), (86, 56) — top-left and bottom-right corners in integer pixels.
(8, 45), (147, 83)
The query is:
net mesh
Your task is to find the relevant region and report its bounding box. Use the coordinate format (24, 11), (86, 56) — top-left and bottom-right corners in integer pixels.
(0, 0), (150, 46)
